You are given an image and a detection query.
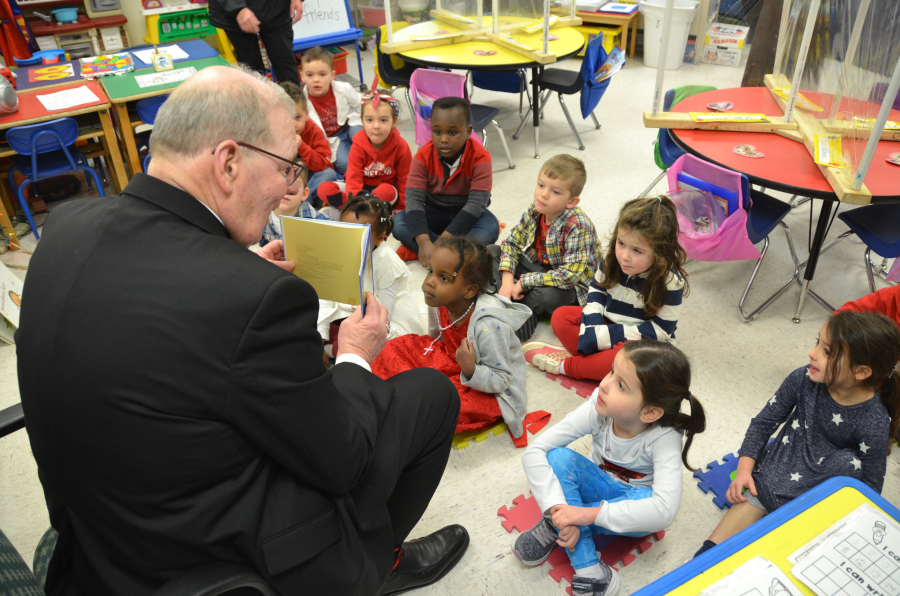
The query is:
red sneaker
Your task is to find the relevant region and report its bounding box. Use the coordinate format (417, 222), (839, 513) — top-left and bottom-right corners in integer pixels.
(396, 245), (419, 262)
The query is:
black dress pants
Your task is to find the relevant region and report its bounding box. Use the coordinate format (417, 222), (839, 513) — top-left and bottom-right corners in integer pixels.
(336, 366), (460, 546)
(225, 20), (301, 86)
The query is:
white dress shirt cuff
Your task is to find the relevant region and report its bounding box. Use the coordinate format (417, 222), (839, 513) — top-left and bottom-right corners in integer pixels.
(335, 353), (371, 372)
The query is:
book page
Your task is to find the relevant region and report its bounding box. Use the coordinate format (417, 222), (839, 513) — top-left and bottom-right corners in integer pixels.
(281, 217), (369, 306)
(701, 556), (799, 596)
(0, 265), (24, 344)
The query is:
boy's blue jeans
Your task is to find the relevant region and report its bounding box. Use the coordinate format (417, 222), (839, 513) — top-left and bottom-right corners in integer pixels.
(332, 125), (364, 174)
(392, 205), (500, 253)
(546, 447), (652, 570)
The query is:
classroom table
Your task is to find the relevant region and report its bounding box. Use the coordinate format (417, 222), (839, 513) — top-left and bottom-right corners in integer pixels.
(126, 39), (221, 69)
(577, 10), (640, 59)
(0, 79), (128, 248)
(100, 55), (232, 178)
(669, 87), (900, 322)
(395, 20), (586, 157)
(633, 477), (900, 595)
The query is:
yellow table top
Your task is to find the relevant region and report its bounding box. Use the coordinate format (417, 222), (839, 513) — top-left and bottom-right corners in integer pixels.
(395, 19), (585, 69)
(667, 486), (887, 595)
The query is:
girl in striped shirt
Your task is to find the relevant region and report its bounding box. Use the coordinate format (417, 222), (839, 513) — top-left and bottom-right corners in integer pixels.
(524, 196), (688, 382)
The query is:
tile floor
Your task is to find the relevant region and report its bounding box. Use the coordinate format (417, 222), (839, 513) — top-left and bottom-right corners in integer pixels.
(1, 44), (899, 596)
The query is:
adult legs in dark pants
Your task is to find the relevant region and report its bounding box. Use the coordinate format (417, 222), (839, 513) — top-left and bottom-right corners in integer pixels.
(392, 205), (500, 253)
(487, 244), (577, 341)
(224, 20), (301, 86)
(334, 366), (467, 594)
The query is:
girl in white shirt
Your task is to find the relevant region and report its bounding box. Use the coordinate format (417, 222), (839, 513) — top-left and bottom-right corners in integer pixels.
(319, 193), (423, 360)
(514, 340), (707, 596)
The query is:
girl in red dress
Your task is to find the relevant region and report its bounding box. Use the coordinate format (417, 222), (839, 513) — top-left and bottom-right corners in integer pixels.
(372, 238), (533, 438)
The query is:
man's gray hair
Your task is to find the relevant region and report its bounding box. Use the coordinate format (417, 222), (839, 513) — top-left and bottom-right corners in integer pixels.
(150, 65), (294, 158)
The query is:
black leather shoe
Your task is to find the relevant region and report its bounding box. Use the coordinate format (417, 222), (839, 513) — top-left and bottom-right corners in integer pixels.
(380, 525), (469, 595)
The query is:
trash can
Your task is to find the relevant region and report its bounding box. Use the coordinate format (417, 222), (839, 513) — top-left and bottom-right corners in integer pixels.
(639, 0), (699, 70)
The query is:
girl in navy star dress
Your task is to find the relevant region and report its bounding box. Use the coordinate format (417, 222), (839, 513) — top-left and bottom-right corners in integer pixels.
(695, 311), (900, 558)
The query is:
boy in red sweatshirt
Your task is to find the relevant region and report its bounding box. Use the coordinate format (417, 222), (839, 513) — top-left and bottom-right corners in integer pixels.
(837, 284), (900, 328)
(392, 96), (499, 266)
(280, 81), (337, 204)
(317, 92), (412, 211)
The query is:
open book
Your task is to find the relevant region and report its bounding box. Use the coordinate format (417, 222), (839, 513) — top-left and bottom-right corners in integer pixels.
(0, 265), (23, 345)
(281, 217), (375, 315)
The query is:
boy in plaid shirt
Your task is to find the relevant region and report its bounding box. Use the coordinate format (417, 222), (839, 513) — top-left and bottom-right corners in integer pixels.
(489, 155), (602, 341)
(259, 169), (330, 248)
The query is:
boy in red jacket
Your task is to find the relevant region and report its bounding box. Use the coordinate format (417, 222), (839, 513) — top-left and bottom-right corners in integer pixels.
(280, 81), (337, 205)
(317, 91), (412, 212)
(837, 284), (900, 328)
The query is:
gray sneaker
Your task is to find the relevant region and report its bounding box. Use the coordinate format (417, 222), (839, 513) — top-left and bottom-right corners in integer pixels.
(571, 563), (620, 595)
(512, 516), (558, 566)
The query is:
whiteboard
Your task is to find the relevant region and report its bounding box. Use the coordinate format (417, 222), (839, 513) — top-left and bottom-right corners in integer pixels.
(292, 0), (353, 41)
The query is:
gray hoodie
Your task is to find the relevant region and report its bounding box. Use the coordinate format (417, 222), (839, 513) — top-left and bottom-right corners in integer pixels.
(428, 293), (533, 437)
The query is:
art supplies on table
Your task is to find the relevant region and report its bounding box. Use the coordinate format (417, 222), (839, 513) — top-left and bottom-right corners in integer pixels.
(282, 217), (375, 315)
(474, 49), (497, 56)
(690, 112), (770, 123)
(29, 63), (74, 83)
(772, 88), (824, 112)
(734, 144), (765, 158)
(699, 556), (798, 596)
(675, 171), (739, 216)
(791, 503), (900, 596)
(134, 67), (197, 89)
(80, 54), (134, 79)
(813, 134), (843, 167)
(132, 44), (189, 66)
(36, 85), (100, 111)
(594, 45), (625, 83)
(598, 3), (639, 15)
(0, 265), (22, 345)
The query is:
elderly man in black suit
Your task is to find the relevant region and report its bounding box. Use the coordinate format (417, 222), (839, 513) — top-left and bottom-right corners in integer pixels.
(17, 65), (466, 596)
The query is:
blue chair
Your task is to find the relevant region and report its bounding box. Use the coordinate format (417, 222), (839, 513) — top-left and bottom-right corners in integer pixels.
(375, 25), (416, 118)
(836, 204), (900, 294)
(469, 69), (531, 118)
(6, 118), (105, 239)
(135, 94), (169, 167)
(512, 34), (612, 151)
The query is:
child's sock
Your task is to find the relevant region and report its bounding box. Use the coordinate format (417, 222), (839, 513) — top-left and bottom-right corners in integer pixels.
(693, 539), (717, 559)
(574, 563), (603, 579)
(558, 360), (566, 376)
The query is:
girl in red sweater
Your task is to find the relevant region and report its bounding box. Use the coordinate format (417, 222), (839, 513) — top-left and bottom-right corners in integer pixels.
(317, 91), (412, 215)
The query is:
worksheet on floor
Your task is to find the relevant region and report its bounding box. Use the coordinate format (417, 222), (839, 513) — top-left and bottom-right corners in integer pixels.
(700, 556), (799, 596)
(792, 504), (900, 596)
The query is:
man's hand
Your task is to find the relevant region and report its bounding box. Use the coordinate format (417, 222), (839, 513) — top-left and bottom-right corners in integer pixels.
(290, 0), (304, 24)
(416, 236), (435, 267)
(256, 240), (295, 271)
(336, 292), (389, 364)
(456, 338), (476, 378)
(237, 7), (261, 33)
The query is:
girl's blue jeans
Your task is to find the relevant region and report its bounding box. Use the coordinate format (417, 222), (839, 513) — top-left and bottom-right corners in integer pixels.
(546, 447), (652, 570)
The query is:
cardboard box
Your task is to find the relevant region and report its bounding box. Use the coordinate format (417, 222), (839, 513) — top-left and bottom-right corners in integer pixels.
(701, 46), (742, 67)
(704, 23), (749, 49)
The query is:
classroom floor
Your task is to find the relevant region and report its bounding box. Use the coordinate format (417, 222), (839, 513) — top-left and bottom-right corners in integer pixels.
(2, 43), (899, 596)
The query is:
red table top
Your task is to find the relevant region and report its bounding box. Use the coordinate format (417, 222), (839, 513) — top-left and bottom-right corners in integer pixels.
(28, 14), (127, 36)
(670, 87), (900, 201)
(0, 79), (108, 128)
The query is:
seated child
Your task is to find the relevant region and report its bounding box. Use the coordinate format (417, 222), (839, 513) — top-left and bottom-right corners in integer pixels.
(837, 283), (900, 326)
(279, 81), (337, 202)
(515, 340), (706, 596)
(317, 91), (412, 214)
(490, 154), (602, 342)
(300, 46), (363, 175)
(393, 97), (499, 266)
(319, 192), (423, 359)
(371, 237), (531, 438)
(525, 196), (687, 382)
(259, 169), (328, 248)
(694, 310), (900, 559)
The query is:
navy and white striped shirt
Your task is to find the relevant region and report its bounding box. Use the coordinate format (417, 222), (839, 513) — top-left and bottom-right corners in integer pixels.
(578, 264), (684, 354)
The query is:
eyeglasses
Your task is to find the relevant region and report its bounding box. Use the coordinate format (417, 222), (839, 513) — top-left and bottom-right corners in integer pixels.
(212, 141), (305, 186)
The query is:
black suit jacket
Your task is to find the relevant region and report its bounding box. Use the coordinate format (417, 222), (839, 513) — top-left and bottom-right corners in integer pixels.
(17, 174), (395, 595)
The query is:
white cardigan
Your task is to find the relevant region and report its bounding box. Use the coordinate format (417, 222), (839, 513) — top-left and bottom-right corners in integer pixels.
(302, 80), (363, 161)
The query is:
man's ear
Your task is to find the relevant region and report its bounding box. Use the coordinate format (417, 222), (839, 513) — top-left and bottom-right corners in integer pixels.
(640, 405), (664, 425)
(212, 140), (242, 193)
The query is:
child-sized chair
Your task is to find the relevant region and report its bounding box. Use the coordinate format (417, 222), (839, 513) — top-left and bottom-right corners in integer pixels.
(836, 204), (900, 294)
(135, 93), (170, 164)
(512, 33), (613, 151)
(6, 118), (106, 240)
(375, 24), (416, 117)
(409, 68), (515, 169)
(667, 154), (798, 322)
(468, 69), (531, 118)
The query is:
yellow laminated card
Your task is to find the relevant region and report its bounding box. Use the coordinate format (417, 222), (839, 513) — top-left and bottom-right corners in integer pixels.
(690, 112), (771, 123)
(503, 37), (534, 50)
(772, 88), (824, 112)
(813, 134), (843, 167)
(520, 15), (558, 33)
(853, 117), (900, 130)
(281, 217), (375, 312)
